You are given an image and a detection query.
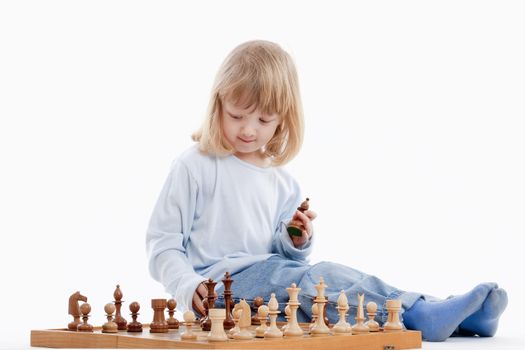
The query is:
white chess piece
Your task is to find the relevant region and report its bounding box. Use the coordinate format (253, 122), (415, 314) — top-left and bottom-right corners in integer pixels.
(383, 299), (404, 332)
(333, 290), (351, 334)
(255, 305), (269, 338)
(264, 293), (283, 338)
(352, 293), (370, 334)
(284, 283), (303, 337)
(233, 300), (254, 339)
(365, 301), (380, 332)
(309, 302), (318, 332)
(228, 303), (241, 339)
(180, 311), (197, 340)
(311, 277), (330, 336)
(208, 308), (228, 341)
(281, 304), (290, 332)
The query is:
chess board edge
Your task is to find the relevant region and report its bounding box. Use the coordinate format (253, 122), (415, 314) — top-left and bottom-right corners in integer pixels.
(30, 325), (422, 349)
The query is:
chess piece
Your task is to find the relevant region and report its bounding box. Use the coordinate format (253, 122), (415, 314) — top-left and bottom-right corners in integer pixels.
(113, 285), (127, 330)
(180, 310), (197, 340)
(309, 303), (318, 332)
(333, 290), (351, 334)
(352, 293), (369, 334)
(167, 299), (179, 329)
(264, 293), (283, 338)
(208, 309), (228, 342)
(365, 301), (380, 332)
(102, 303), (118, 333)
(287, 198), (310, 236)
(284, 283), (303, 337)
(383, 299), (404, 332)
(233, 299), (254, 339)
(222, 272), (235, 330)
(127, 301), (143, 332)
(255, 305), (269, 338)
(311, 277), (330, 336)
(281, 304), (290, 332)
(201, 278), (217, 331)
(251, 296), (264, 325)
(228, 304), (241, 339)
(150, 299), (169, 333)
(68, 291), (87, 331)
(77, 303), (93, 332)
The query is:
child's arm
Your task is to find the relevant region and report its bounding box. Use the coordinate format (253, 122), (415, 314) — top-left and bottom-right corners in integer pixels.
(146, 160), (206, 313)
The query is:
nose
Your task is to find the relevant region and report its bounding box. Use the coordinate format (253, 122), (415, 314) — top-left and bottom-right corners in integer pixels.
(240, 123), (256, 138)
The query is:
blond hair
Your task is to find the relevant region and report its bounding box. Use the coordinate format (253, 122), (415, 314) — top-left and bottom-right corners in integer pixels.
(192, 40), (304, 166)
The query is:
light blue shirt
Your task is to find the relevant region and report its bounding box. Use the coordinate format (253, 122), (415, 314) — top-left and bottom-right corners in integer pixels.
(146, 145), (313, 312)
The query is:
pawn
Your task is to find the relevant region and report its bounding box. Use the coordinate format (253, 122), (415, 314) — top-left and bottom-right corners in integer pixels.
(281, 304), (290, 332)
(251, 296), (264, 325)
(102, 303), (118, 333)
(127, 301), (143, 332)
(310, 302), (318, 332)
(167, 299), (179, 329)
(77, 303), (93, 332)
(255, 305), (269, 338)
(180, 311), (197, 340)
(365, 301), (380, 332)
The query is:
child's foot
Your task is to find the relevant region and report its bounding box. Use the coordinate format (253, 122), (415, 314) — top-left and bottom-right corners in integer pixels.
(402, 283), (496, 342)
(457, 287), (508, 337)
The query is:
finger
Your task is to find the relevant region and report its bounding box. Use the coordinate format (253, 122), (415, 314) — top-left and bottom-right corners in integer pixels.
(294, 210), (310, 225)
(192, 293), (206, 317)
(304, 210), (317, 221)
(196, 283), (208, 299)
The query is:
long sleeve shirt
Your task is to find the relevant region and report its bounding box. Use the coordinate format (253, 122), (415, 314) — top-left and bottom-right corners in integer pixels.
(146, 145), (313, 312)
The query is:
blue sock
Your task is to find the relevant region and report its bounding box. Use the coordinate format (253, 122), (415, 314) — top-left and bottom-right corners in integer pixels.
(457, 287), (508, 337)
(402, 283), (496, 342)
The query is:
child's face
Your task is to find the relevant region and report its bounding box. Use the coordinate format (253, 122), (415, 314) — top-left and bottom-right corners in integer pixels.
(222, 99), (280, 159)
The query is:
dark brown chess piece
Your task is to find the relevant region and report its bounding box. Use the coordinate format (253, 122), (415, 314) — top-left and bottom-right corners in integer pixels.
(150, 299), (169, 333)
(251, 296), (265, 325)
(127, 301), (143, 332)
(77, 303), (93, 332)
(113, 285), (127, 330)
(287, 198), (310, 237)
(200, 278), (217, 331)
(222, 272), (235, 330)
(68, 291), (87, 331)
(167, 299), (179, 329)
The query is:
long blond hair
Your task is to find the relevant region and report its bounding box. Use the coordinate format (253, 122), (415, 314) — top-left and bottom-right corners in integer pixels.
(192, 40), (304, 166)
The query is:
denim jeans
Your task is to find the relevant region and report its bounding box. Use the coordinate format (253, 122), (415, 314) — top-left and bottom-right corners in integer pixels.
(215, 255), (423, 324)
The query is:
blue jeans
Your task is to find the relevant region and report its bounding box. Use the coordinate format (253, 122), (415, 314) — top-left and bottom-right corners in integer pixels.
(215, 255), (423, 324)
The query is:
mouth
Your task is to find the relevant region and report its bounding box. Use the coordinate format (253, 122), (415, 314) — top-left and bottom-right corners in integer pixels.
(238, 137), (256, 143)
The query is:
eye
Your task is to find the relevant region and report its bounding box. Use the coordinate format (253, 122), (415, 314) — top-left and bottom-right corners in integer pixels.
(259, 118), (271, 124)
(230, 114), (242, 120)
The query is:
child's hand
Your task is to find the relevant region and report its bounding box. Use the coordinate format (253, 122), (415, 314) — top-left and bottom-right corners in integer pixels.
(192, 282), (208, 317)
(290, 209), (317, 247)
(192, 282), (218, 318)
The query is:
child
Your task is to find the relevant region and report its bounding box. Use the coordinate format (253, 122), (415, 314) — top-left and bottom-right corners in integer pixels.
(146, 40), (507, 341)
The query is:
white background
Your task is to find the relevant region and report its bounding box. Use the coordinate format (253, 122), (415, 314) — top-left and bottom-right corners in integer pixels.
(1, 1), (524, 349)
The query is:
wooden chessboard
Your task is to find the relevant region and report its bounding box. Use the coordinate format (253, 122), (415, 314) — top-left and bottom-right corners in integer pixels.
(31, 323), (422, 349)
